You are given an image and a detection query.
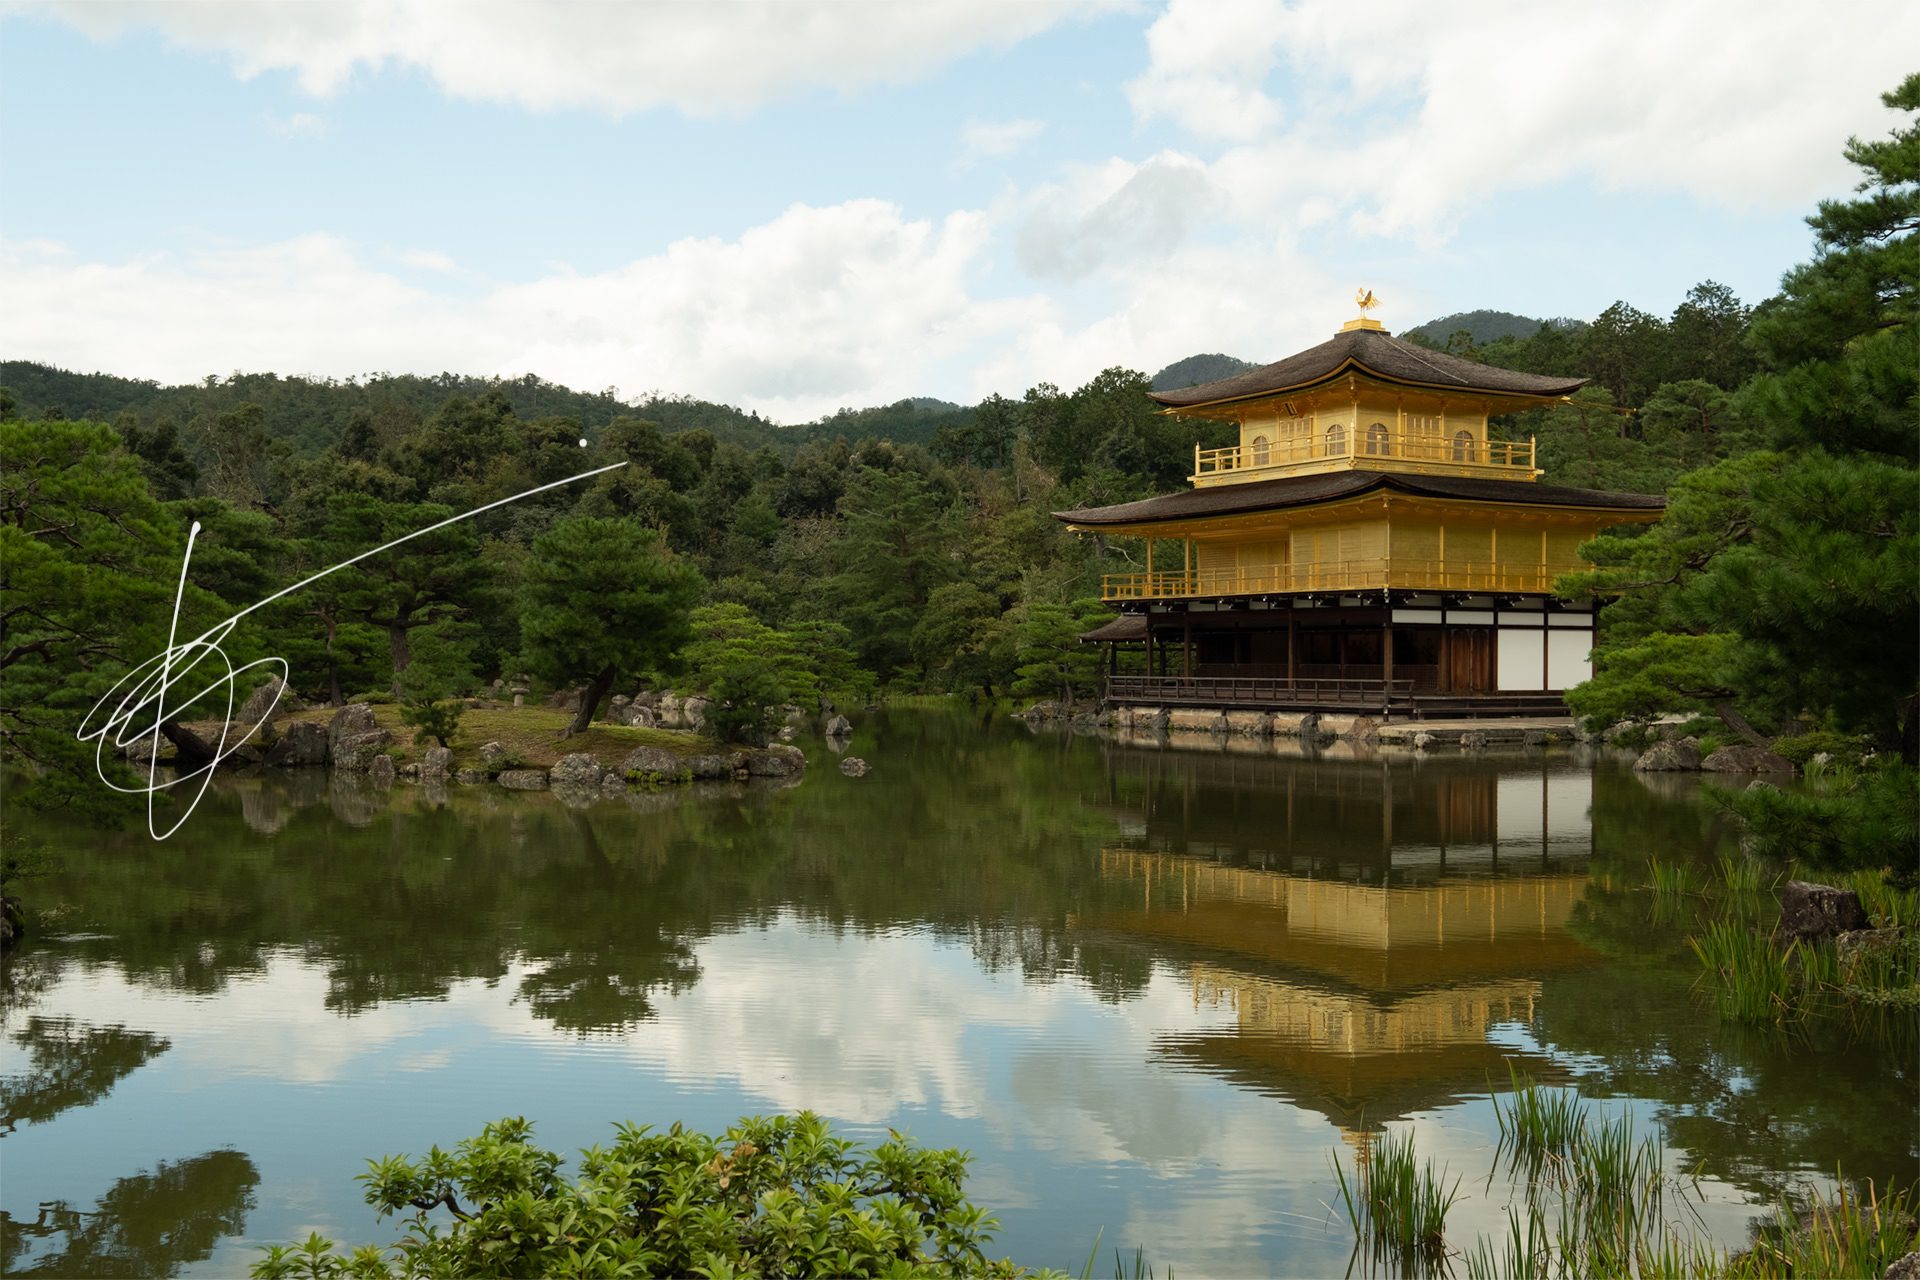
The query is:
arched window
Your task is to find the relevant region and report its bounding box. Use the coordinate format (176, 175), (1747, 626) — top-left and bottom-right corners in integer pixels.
(1250, 434), (1270, 465)
(1325, 423), (1346, 457)
(1365, 422), (1391, 456)
(1452, 430), (1476, 462)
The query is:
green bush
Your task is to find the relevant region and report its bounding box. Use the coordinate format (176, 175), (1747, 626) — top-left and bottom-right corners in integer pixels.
(399, 698), (464, 749)
(252, 1113), (1051, 1279)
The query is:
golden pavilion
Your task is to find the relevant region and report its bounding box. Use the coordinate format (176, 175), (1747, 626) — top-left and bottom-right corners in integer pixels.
(1055, 303), (1665, 715)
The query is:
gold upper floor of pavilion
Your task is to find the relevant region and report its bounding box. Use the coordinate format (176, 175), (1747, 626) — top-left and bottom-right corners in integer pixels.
(1154, 316), (1587, 487)
(1050, 312), (1664, 602)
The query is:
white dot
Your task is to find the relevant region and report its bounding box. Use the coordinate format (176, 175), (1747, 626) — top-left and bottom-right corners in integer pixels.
(578, 437), (589, 448)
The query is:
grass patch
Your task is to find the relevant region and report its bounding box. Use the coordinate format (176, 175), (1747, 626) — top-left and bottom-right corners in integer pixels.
(1331, 1129), (1459, 1272)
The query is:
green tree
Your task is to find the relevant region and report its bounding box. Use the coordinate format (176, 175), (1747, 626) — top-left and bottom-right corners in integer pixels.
(1011, 599), (1109, 706)
(329, 496), (487, 698)
(250, 1114), (1043, 1280)
(520, 517), (704, 736)
(678, 604), (815, 744)
(0, 420), (184, 809)
(1568, 77), (1920, 760)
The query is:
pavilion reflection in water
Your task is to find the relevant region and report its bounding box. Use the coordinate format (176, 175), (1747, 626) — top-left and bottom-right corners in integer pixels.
(1080, 747), (1598, 1132)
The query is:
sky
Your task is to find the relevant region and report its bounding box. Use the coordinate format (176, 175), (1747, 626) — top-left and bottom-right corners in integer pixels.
(1, 0), (1914, 422)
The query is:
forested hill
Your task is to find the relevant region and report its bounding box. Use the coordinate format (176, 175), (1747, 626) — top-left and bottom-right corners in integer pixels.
(0, 356), (999, 459)
(1405, 309), (1587, 348)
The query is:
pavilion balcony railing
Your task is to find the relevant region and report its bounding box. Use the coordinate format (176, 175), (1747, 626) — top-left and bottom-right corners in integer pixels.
(1100, 558), (1581, 601)
(1191, 431), (1536, 484)
(1106, 674), (1417, 711)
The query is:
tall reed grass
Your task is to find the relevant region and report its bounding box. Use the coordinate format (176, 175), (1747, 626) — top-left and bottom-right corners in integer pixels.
(1331, 1129), (1459, 1272)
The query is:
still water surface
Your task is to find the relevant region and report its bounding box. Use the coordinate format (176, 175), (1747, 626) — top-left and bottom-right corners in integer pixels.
(3, 711), (1913, 1275)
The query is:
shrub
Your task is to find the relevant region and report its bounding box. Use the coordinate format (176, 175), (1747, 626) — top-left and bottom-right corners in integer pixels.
(251, 1113), (1051, 1279)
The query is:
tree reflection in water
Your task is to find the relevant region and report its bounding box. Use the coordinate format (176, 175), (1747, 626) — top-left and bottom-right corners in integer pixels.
(0, 1149), (258, 1277)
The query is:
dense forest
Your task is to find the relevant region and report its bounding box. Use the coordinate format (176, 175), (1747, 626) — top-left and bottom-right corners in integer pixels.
(2, 77), (1914, 829)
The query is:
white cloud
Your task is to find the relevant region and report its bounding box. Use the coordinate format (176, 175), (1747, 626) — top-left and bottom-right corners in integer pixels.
(17, 0), (1118, 117)
(0, 201), (1044, 422)
(1015, 151), (1217, 282)
(1128, 0), (1920, 230)
(958, 117), (1047, 167)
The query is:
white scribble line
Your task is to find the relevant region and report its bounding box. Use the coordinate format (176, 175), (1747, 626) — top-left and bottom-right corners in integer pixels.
(78, 461), (628, 841)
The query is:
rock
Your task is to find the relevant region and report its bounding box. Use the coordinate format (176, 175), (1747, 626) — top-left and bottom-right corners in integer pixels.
(1413, 731), (1435, 751)
(825, 714), (853, 737)
(655, 693), (684, 728)
(1701, 745), (1796, 775)
(420, 746), (454, 780)
(746, 745), (806, 777)
(1835, 927), (1906, 968)
(1523, 728), (1552, 747)
(601, 773), (628, 793)
(549, 752), (605, 788)
(1884, 1251), (1920, 1280)
(1779, 880), (1870, 943)
(238, 676), (288, 739)
(681, 696), (711, 731)
(782, 704), (807, 726)
(625, 705), (657, 729)
(1460, 730), (1489, 750)
(619, 745), (685, 778)
(777, 724), (797, 741)
(632, 690), (660, 709)
(327, 703), (379, 752)
(1633, 739), (1702, 772)
(544, 687), (583, 711)
(333, 729), (392, 771)
(1224, 710), (1273, 737)
(265, 720), (329, 767)
(1022, 701), (1065, 722)
(684, 753), (739, 780)
(478, 741), (512, 772)
(1269, 712), (1316, 739)
(512, 693), (524, 707)
(840, 756), (871, 777)
(1318, 714), (1377, 742)
(455, 768), (488, 785)
(369, 753), (396, 785)
(496, 768), (549, 791)
(400, 761), (420, 779)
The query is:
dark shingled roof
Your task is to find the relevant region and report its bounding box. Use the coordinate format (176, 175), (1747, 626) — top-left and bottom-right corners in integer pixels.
(1079, 614), (1148, 643)
(1053, 470), (1665, 527)
(1149, 327), (1588, 408)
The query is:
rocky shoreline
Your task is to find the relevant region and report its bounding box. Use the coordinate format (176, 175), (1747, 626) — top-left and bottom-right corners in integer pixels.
(1016, 701), (1802, 774)
(126, 680), (813, 794)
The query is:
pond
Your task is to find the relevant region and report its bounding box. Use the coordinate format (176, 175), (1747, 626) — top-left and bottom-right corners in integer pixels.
(3, 710), (1914, 1276)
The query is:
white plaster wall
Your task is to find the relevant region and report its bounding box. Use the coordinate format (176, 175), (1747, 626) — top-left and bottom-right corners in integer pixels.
(1496, 628), (1545, 691)
(1547, 628), (1594, 691)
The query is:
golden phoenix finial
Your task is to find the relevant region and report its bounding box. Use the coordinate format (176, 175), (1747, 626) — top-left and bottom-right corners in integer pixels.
(1355, 288), (1378, 315)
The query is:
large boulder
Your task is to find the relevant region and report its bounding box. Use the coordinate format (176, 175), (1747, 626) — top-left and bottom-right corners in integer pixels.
(655, 693), (685, 729)
(619, 745), (686, 779)
(327, 703), (379, 753)
(496, 768), (549, 791)
(1701, 745), (1796, 775)
(238, 676), (289, 740)
(840, 757), (871, 777)
(1269, 712), (1316, 739)
(681, 696), (711, 731)
(1779, 880), (1870, 943)
(265, 720), (329, 767)
(825, 714), (853, 737)
(543, 687), (584, 711)
(369, 753), (396, 786)
(1633, 738), (1702, 772)
(550, 752), (605, 788)
(1317, 714), (1378, 742)
(746, 745), (806, 777)
(478, 741), (513, 772)
(1835, 927), (1906, 969)
(333, 729), (392, 771)
(684, 753), (742, 780)
(455, 768), (488, 785)
(420, 746), (454, 781)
